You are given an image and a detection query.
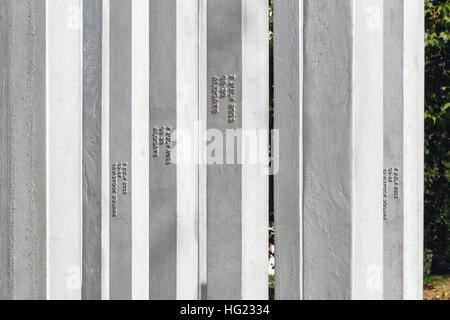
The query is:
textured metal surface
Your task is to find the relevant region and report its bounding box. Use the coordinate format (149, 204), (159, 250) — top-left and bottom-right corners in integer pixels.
(383, 0), (404, 300)
(207, 0), (243, 300)
(198, 0), (208, 300)
(206, 0), (268, 300)
(149, 0), (177, 300)
(274, 0), (302, 300)
(241, 0), (269, 300)
(83, 0), (103, 300)
(0, 0), (424, 301)
(0, 0), (47, 300)
(109, 0), (132, 300)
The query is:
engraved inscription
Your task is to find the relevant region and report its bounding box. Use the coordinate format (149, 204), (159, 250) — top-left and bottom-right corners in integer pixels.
(152, 128), (160, 158)
(212, 76), (220, 114)
(165, 127), (173, 165)
(211, 74), (237, 123)
(112, 161), (129, 217)
(152, 126), (173, 165)
(383, 168), (400, 221)
(228, 74), (237, 123)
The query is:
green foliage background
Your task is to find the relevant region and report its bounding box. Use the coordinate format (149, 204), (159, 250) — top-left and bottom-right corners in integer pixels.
(424, 0), (449, 274)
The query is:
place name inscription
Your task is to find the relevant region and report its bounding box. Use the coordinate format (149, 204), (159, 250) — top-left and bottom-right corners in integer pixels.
(211, 74), (237, 123)
(152, 126), (173, 165)
(112, 161), (129, 217)
(383, 168), (400, 221)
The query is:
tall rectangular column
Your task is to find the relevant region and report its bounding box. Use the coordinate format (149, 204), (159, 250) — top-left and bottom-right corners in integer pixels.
(274, 0), (303, 300)
(0, 0), (46, 300)
(47, 0), (83, 300)
(275, 0), (384, 300)
(109, 0), (132, 300)
(149, 0), (199, 300)
(206, 0), (269, 300)
(198, 0), (208, 300)
(93, 0), (151, 301)
(101, 0), (110, 301)
(82, 0), (103, 300)
(383, 0), (424, 300)
(131, 0), (150, 301)
(0, 0), (8, 299)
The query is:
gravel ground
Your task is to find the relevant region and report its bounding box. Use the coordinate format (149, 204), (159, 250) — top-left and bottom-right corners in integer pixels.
(424, 275), (450, 300)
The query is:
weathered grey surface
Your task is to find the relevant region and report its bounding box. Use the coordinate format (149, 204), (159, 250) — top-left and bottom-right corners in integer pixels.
(274, 0), (302, 300)
(206, 0), (268, 300)
(383, 0), (424, 300)
(0, 0), (10, 300)
(110, 0), (132, 300)
(207, 0), (243, 300)
(149, 0), (177, 300)
(302, 0), (383, 300)
(198, 0), (208, 300)
(101, 0), (110, 300)
(148, 0), (200, 300)
(83, 0), (102, 300)
(303, 0), (353, 299)
(0, 0), (46, 300)
(383, 0), (404, 300)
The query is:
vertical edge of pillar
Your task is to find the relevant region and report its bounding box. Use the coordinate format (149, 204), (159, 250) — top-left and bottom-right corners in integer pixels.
(416, 0), (425, 300)
(131, 0), (150, 301)
(109, 0), (132, 300)
(82, 0), (103, 300)
(383, 0), (404, 300)
(274, 0), (303, 300)
(176, 0), (200, 300)
(206, 0), (243, 300)
(149, 0), (177, 300)
(101, 0), (110, 301)
(302, 0), (353, 300)
(0, 0), (47, 300)
(0, 0), (10, 300)
(302, 0), (384, 300)
(47, 0), (83, 300)
(198, 0), (208, 301)
(403, 0), (424, 300)
(206, 0), (268, 300)
(241, 0), (269, 300)
(384, 0), (425, 301)
(352, 0), (384, 300)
